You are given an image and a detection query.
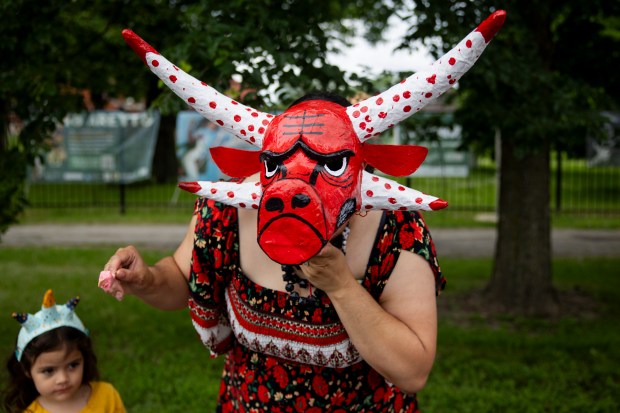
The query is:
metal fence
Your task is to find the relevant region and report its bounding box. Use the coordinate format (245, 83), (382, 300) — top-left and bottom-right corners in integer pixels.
(24, 152), (619, 217)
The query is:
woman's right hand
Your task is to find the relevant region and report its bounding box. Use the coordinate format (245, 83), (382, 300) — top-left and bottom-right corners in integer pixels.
(102, 245), (153, 299)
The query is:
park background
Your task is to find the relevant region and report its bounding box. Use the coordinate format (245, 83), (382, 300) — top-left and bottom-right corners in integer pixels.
(2, 1), (619, 412)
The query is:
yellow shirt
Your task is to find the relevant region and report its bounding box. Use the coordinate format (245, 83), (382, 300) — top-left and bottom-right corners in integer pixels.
(25, 381), (126, 413)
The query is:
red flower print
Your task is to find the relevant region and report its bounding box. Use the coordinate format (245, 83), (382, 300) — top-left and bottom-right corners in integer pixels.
(400, 229), (415, 250)
(312, 375), (329, 397)
(213, 248), (223, 269)
(258, 384), (271, 403)
(273, 365), (289, 388)
(379, 253), (395, 276)
(311, 308), (322, 324)
(373, 387), (385, 403)
(330, 388), (346, 406)
(294, 396), (308, 412)
(413, 223), (424, 242)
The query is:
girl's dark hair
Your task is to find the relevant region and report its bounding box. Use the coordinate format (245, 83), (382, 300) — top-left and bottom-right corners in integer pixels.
(3, 327), (99, 413)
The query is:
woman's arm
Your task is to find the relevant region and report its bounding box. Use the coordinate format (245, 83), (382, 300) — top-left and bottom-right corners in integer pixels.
(301, 244), (437, 394)
(102, 215), (197, 310)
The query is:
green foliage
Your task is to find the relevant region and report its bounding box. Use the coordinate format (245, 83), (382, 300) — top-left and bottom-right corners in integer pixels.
(0, 148), (28, 240)
(392, 0), (620, 152)
(1, 249), (618, 412)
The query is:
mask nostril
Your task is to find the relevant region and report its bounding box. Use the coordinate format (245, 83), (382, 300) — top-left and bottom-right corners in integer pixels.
(265, 197), (285, 212)
(291, 193), (311, 209)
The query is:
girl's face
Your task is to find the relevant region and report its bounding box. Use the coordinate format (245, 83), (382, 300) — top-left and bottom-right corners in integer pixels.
(29, 346), (85, 404)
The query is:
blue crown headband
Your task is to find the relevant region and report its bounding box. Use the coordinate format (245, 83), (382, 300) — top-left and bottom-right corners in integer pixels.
(12, 289), (88, 361)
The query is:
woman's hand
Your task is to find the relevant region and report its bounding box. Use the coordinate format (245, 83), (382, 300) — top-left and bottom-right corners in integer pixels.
(298, 243), (357, 295)
(102, 245), (154, 299)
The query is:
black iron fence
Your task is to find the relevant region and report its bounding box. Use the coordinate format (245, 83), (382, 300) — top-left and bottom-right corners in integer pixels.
(24, 154), (619, 217)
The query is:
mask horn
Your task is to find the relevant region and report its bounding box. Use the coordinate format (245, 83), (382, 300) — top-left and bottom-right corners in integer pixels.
(122, 29), (274, 148)
(347, 10), (506, 142)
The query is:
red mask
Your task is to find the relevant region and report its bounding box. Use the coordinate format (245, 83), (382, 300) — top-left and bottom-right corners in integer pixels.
(122, 10), (506, 264)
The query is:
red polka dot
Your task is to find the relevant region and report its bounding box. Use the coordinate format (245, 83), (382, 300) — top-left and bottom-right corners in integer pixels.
(449, 57), (456, 65)
(372, 176), (379, 182)
(188, 97), (196, 104)
(169, 75), (177, 83)
(388, 198), (397, 204)
(403, 106), (411, 112)
(360, 106), (368, 113)
(201, 81), (207, 86)
(209, 101), (217, 109)
(248, 125), (255, 131)
(366, 190), (374, 197)
(384, 183), (391, 189)
(365, 205), (373, 209)
(251, 193), (258, 200)
(250, 136), (256, 143)
(426, 74), (436, 84)
(393, 95), (400, 102)
(353, 110), (360, 118)
(173, 65), (179, 71)
(210, 188), (217, 194)
(239, 203), (246, 208)
(262, 119), (269, 125)
(216, 120), (224, 126)
(425, 92), (433, 98)
(231, 101), (238, 105)
(251, 112), (258, 117)
(151, 60), (159, 67)
(258, 127), (265, 134)
(398, 186), (405, 191)
(252, 204), (258, 209)
(240, 130), (246, 136)
(415, 197), (423, 204)
(378, 112), (387, 119)
(359, 122), (366, 129)
(449, 79), (456, 84)
(227, 191), (235, 198)
(365, 115), (371, 122)
(403, 91), (411, 99)
(234, 115), (241, 122)
(466, 39), (472, 48)
(376, 97), (384, 105)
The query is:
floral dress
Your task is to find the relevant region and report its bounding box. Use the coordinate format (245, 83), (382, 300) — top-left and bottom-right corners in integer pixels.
(188, 198), (445, 412)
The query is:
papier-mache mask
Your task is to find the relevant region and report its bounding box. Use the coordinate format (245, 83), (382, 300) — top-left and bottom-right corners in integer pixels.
(122, 10), (506, 265)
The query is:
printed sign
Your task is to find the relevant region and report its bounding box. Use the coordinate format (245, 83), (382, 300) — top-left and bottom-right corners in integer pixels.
(31, 111), (160, 183)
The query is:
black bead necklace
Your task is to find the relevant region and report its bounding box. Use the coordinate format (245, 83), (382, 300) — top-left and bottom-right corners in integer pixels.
(281, 224), (350, 305)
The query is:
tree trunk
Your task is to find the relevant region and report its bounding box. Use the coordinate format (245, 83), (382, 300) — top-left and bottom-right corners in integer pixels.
(151, 113), (178, 183)
(483, 138), (559, 316)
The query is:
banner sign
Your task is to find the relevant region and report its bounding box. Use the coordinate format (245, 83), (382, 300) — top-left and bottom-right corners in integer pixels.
(175, 111), (255, 181)
(31, 111), (160, 184)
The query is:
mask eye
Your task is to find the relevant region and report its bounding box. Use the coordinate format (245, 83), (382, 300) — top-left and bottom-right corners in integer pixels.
(264, 159), (279, 178)
(323, 157), (348, 177)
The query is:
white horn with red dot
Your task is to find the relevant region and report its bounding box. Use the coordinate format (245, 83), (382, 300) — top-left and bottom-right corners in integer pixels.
(360, 171), (448, 211)
(348, 10), (506, 142)
(178, 181), (262, 209)
(122, 30), (273, 147)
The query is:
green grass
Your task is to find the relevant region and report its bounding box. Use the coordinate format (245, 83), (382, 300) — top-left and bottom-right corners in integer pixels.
(1, 248), (618, 412)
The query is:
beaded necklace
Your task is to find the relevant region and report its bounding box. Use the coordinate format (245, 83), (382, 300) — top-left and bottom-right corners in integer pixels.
(281, 224), (351, 305)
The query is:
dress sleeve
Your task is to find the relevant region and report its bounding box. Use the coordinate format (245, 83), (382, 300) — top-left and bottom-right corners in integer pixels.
(187, 198), (237, 356)
(365, 210), (445, 299)
(397, 210), (446, 295)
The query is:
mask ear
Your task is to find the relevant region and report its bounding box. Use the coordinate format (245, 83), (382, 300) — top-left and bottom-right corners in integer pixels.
(362, 144), (428, 176)
(210, 147), (262, 178)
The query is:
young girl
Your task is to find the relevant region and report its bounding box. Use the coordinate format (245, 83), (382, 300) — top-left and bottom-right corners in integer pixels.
(3, 290), (126, 413)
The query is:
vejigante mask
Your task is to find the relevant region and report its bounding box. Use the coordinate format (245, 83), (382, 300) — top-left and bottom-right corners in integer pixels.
(122, 10), (506, 264)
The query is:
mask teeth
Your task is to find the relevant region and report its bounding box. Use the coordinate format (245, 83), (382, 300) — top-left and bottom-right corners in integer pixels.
(12, 312), (28, 324)
(66, 297), (80, 311)
(42, 289), (56, 308)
